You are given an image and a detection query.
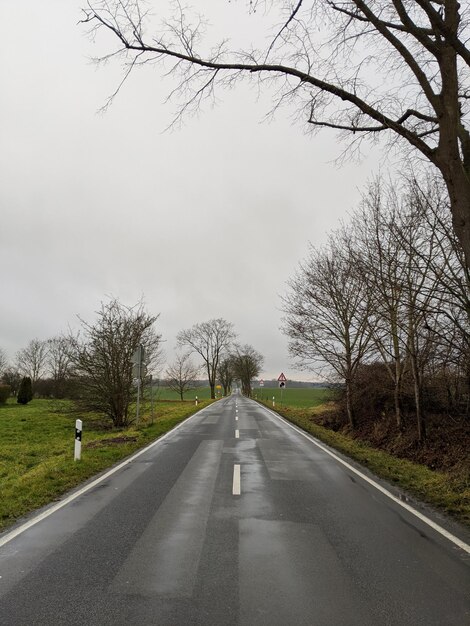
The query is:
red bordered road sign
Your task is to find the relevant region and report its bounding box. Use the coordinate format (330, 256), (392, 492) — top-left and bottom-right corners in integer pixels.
(277, 373), (287, 382)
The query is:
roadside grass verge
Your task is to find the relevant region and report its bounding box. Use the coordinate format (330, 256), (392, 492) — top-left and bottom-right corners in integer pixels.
(259, 402), (470, 528)
(0, 397), (213, 532)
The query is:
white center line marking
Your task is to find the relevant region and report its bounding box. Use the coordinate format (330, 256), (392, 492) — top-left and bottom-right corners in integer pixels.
(235, 415), (238, 421)
(235, 429), (239, 439)
(232, 464), (241, 495)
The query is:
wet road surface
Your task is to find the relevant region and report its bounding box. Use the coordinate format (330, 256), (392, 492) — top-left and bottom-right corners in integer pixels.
(0, 392), (469, 625)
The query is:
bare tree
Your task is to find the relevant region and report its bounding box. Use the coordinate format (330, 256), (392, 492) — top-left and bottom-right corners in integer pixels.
(165, 351), (199, 400)
(1, 369), (21, 396)
(351, 183), (412, 430)
(352, 178), (455, 440)
(0, 348), (7, 376)
(405, 175), (470, 417)
(231, 345), (264, 397)
(177, 318), (236, 399)
(283, 229), (373, 428)
(16, 339), (48, 391)
(47, 336), (73, 398)
(83, 1), (470, 266)
(218, 356), (235, 396)
(69, 298), (161, 427)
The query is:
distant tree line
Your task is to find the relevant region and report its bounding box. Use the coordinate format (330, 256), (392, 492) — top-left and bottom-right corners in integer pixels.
(0, 305), (265, 423)
(165, 319), (264, 400)
(283, 174), (469, 443)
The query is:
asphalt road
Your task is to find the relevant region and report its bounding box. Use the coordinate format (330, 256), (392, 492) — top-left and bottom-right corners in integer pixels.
(0, 392), (469, 625)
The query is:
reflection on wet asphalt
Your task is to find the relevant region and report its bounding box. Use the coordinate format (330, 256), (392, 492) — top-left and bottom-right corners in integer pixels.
(0, 392), (469, 625)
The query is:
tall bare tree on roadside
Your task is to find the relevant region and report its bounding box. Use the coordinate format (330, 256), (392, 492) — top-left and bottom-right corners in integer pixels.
(218, 356), (235, 396)
(165, 352), (200, 401)
(283, 230), (373, 428)
(406, 176), (470, 418)
(16, 339), (48, 391)
(83, 1), (470, 267)
(177, 319), (236, 399)
(351, 184), (410, 430)
(69, 298), (161, 427)
(231, 345), (264, 397)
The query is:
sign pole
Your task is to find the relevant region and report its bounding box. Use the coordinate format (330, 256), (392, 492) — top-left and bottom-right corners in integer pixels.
(136, 378), (141, 427)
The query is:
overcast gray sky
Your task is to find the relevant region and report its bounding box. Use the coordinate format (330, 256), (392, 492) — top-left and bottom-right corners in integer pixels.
(1, 1), (381, 381)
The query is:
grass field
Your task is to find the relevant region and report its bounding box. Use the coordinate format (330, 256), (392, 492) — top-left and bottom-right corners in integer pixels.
(0, 395), (213, 532)
(147, 385), (215, 402)
(252, 387), (332, 408)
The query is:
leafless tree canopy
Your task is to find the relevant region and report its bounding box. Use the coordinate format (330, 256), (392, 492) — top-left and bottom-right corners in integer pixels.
(231, 344), (264, 397)
(284, 173), (469, 441)
(218, 356), (235, 396)
(177, 318), (236, 399)
(165, 351), (199, 400)
(83, 1), (470, 264)
(16, 339), (48, 390)
(47, 336), (74, 398)
(283, 229), (373, 427)
(69, 298), (161, 427)
(0, 348), (7, 376)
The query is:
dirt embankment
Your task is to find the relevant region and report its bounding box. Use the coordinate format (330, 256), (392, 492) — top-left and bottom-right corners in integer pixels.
(314, 403), (470, 479)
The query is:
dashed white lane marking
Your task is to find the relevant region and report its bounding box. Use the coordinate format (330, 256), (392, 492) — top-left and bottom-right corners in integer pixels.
(235, 429), (240, 439)
(233, 465), (241, 495)
(235, 415), (238, 421)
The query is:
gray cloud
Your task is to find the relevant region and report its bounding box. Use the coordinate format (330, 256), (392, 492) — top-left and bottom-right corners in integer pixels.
(0, 1), (379, 379)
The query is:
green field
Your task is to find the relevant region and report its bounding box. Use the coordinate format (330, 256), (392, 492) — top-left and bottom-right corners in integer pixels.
(148, 386), (214, 402)
(252, 386), (332, 408)
(0, 396), (213, 531)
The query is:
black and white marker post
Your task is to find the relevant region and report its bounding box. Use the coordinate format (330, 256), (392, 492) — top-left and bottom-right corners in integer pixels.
(74, 419), (82, 461)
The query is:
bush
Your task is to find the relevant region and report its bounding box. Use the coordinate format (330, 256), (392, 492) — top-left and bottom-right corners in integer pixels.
(0, 385), (11, 404)
(17, 377), (33, 405)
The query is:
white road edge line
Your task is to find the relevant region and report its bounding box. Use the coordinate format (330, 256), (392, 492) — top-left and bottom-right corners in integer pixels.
(232, 464), (241, 495)
(0, 403), (215, 549)
(263, 404), (470, 555)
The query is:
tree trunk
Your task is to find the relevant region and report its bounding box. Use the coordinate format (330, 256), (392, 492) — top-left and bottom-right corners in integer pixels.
(210, 383), (215, 399)
(410, 355), (426, 443)
(442, 167), (470, 269)
(436, 23), (470, 269)
(394, 359), (403, 431)
(345, 379), (355, 429)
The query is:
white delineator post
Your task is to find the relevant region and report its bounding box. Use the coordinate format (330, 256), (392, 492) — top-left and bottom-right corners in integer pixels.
(74, 419), (82, 461)
(272, 396), (275, 408)
(195, 396), (198, 406)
